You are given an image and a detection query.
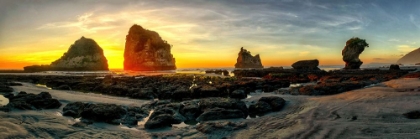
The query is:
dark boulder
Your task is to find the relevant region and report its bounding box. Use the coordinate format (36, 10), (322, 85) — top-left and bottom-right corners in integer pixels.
(63, 102), (87, 117)
(248, 96), (286, 116)
(129, 88), (155, 99)
(0, 85), (13, 93)
(0, 106), (11, 112)
(180, 100), (201, 121)
(64, 102), (149, 126)
(6, 82), (22, 86)
(2, 92), (14, 99)
(389, 64), (400, 70)
(38, 92), (52, 99)
(144, 114), (179, 129)
(7, 92), (61, 110)
(123, 106), (150, 126)
(248, 101), (272, 116)
(199, 85), (220, 98)
(46, 80), (66, 89)
(172, 87), (191, 100)
(403, 111), (420, 119)
(230, 89), (247, 99)
(55, 85), (72, 90)
(30, 98), (61, 109)
(80, 103), (126, 123)
(259, 96), (286, 111)
(144, 103), (186, 129)
(291, 59), (320, 70)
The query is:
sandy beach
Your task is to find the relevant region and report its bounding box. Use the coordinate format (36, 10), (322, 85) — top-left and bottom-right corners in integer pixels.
(0, 77), (418, 139)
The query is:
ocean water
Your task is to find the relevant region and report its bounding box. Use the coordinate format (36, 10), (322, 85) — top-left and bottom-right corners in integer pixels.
(1, 64), (417, 77)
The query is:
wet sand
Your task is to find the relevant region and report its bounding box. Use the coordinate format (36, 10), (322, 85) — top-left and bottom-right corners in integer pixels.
(234, 78), (420, 139)
(0, 78), (420, 138)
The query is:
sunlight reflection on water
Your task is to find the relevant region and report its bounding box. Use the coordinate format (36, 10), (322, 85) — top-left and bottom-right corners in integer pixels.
(0, 95), (9, 105)
(35, 84), (52, 90)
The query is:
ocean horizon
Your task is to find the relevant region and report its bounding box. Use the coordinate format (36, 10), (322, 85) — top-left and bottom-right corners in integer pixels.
(1, 63), (418, 77)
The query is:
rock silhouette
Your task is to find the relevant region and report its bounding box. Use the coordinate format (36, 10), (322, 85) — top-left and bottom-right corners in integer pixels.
(342, 37), (369, 69)
(235, 47), (263, 68)
(50, 37), (108, 71)
(124, 24), (176, 71)
(24, 37), (108, 72)
(292, 59), (320, 70)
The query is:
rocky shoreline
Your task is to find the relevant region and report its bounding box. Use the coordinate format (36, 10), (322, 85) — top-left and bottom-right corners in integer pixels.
(1, 69), (420, 138)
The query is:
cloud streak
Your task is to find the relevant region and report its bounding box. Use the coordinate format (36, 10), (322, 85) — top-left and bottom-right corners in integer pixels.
(1, 0), (420, 68)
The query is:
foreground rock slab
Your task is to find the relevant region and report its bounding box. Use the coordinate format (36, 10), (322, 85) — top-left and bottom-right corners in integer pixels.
(196, 121), (247, 134)
(6, 92), (61, 110)
(63, 102), (149, 125)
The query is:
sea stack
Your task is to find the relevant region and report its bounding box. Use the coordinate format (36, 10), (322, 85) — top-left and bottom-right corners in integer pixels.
(342, 37), (369, 69)
(124, 24), (176, 71)
(234, 47), (263, 68)
(50, 37), (108, 71)
(397, 48), (420, 64)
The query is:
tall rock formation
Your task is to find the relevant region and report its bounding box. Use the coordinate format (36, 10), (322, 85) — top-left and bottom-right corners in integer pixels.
(342, 37), (369, 69)
(124, 24), (176, 71)
(397, 48), (420, 64)
(234, 47), (263, 68)
(50, 37), (108, 71)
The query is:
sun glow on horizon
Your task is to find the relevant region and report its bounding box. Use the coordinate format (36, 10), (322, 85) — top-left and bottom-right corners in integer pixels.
(0, 0), (418, 70)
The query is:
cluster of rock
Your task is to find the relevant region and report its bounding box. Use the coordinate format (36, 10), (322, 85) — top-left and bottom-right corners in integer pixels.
(63, 102), (149, 126)
(234, 37), (371, 70)
(0, 74), (290, 101)
(124, 25), (176, 71)
(1, 91), (61, 112)
(248, 96), (285, 117)
(142, 97), (248, 129)
(24, 37), (109, 72)
(233, 68), (327, 83)
(296, 69), (409, 95)
(0, 83), (16, 93)
(60, 96), (284, 130)
(234, 47), (263, 68)
(24, 24), (179, 72)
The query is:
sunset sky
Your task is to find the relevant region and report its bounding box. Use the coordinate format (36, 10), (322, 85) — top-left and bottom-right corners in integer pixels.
(1, 0), (419, 69)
